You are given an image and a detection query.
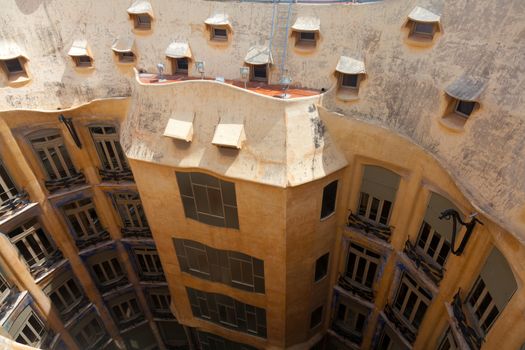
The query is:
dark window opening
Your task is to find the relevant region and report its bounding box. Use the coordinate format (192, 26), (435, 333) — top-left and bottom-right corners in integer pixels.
(119, 52), (135, 63)
(74, 56), (92, 67)
(176, 58), (189, 72)
(212, 28), (228, 41)
(310, 306), (323, 329)
(320, 180), (338, 219)
(455, 100), (476, 117)
(341, 74), (358, 88)
(314, 253), (329, 282)
(300, 31), (316, 42)
(4, 58), (24, 74)
(252, 65), (267, 81)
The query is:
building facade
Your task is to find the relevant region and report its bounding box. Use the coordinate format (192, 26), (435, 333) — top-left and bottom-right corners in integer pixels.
(0, 0), (524, 350)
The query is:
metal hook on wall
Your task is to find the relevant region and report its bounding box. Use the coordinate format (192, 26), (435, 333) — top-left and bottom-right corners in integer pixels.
(58, 114), (82, 149)
(439, 209), (483, 256)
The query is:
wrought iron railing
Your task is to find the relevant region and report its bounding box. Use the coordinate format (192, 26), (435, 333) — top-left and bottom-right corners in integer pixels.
(383, 304), (416, 344)
(347, 211), (392, 242)
(451, 292), (484, 349)
(121, 226), (152, 238)
(99, 168), (134, 182)
(89, 333), (110, 350)
(98, 277), (129, 295)
(45, 172), (86, 192)
(0, 289), (20, 316)
(30, 250), (64, 279)
(75, 231), (111, 251)
(403, 241), (444, 285)
(331, 321), (363, 345)
(140, 273), (166, 283)
(60, 298), (90, 323)
(0, 192), (30, 218)
(338, 275), (374, 302)
(152, 309), (175, 320)
(118, 315), (146, 331)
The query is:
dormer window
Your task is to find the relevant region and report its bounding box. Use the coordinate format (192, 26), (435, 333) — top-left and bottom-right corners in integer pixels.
(0, 42), (29, 82)
(112, 36), (136, 64)
(291, 17), (320, 50)
(406, 7), (441, 44)
(335, 56), (366, 101)
(441, 76), (485, 130)
(165, 42), (192, 75)
(68, 40), (93, 68)
(204, 14), (232, 43)
(127, 0), (154, 31)
(244, 45), (272, 83)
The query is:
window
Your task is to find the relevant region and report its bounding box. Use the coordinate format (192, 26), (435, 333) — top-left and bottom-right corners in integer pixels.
(118, 52), (135, 63)
(113, 192), (149, 229)
(299, 31), (316, 43)
(410, 21), (435, 39)
(149, 291), (171, 312)
(196, 331), (258, 350)
(455, 100), (476, 118)
(174, 239), (265, 293)
(175, 58), (189, 73)
(321, 180), (338, 219)
(15, 312), (46, 347)
(0, 272), (10, 304)
(111, 296), (141, 323)
(91, 257), (124, 286)
(211, 27), (228, 41)
(251, 64), (267, 82)
(62, 198), (105, 240)
(437, 327), (458, 350)
(29, 129), (79, 182)
(49, 278), (83, 315)
(134, 248), (163, 277)
(176, 172), (239, 229)
(376, 325), (411, 350)
(345, 243), (380, 290)
(133, 14), (151, 29)
(72, 316), (104, 349)
(341, 74), (359, 89)
(73, 55), (92, 67)
(0, 160), (19, 205)
(187, 288), (267, 337)
(314, 253), (329, 282)
(89, 126), (129, 172)
(393, 272), (432, 331)
(333, 299), (368, 344)
(357, 166), (400, 226)
(8, 219), (56, 268)
(1, 57), (27, 79)
(310, 305), (323, 329)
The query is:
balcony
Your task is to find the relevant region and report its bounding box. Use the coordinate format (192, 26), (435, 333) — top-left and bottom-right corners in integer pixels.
(0, 191), (30, 218)
(383, 304), (416, 344)
(140, 273), (166, 283)
(60, 298), (91, 324)
(450, 292), (483, 349)
(30, 250), (65, 280)
(331, 321), (362, 345)
(99, 168), (134, 182)
(347, 211), (392, 243)
(118, 315), (147, 332)
(75, 231), (111, 251)
(152, 309), (175, 321)
(45, 172), (86, 193)
(98, 278), (130, 295)
(338, 275), (374, 302)
(403, 241), (444, 285)
(121, 227), (152, 239)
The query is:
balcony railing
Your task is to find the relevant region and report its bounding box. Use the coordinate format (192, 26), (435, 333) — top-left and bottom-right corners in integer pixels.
(338, 275), (374, 302)
(0, 192), (30, 218)
(45, 172), (86, 193)
(121, 227), (152, 238)
(403, 241), (444, 285)
(0, 289), (20, 316)
(451, 292), (483, 349)
(89, 333), (110, 350)
(118, 315), (146, 331)
(383, 304), (416, 344)
(347, 211), (392, 242)
(152, 309), (175, 320)
(75, 231), (111, 251)
(99, 168), (134, 182)
(331, 321), (363, 345)
(60, 298), (90, 323)
(40, 330), (57, 349)
(140, 273), (166, 283)
(30, 250), (64, 279)
(98, 277), (129, 295)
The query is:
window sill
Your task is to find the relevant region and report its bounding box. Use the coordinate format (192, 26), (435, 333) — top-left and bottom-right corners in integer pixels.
(439, 113), (468, 133)
(294, 41), (317, 53)
(73, 65), (95, 73)
(320, 211), (336, 222)
(405, 35), (436, 48)
(6, 73), (31, 87)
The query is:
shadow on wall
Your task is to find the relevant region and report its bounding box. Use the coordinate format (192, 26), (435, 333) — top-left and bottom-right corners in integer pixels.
(15, 0), (44, 14)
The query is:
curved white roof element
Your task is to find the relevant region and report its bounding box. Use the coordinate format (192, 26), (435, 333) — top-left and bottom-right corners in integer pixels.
(244, 46), (272, 65)
(127, 0), (154, 17)
(291, 16), (320, 32)
(335, 56), (365, 75)
(165, 42), (192, 59)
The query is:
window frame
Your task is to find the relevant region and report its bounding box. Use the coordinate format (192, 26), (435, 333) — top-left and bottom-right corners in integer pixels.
(392, 272), (432, 332)
(112, 191), (149, 229)
(310, 305), (324, 329)
(73, 55), (93, 68)
(49, 277), (84, 315)
(250, 64), (268, 82)
(409, 21), (436, 39)
(340, 73), (360, 89)
(118, 51), (135, 63)
(133, 14), (152, 30)
(89, 125), (129, 172)
(454, 99), (476, 118)
(314, 252), (329, 282)
(28, 129), (78, 181)
(90, 257), (125, 286)
(61, 197), (105, 240)
(134, 248), (163, 277)
(14, 312), (46, 347)
(467, 277), (500, 334)
(211, 27), (228, 41)
(0, 159), (19, 206)
(320, 180), (338, 219)
(345, 242), (381, 291)
(416, 221), (451, 268)
(8, 218), (57, 268)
